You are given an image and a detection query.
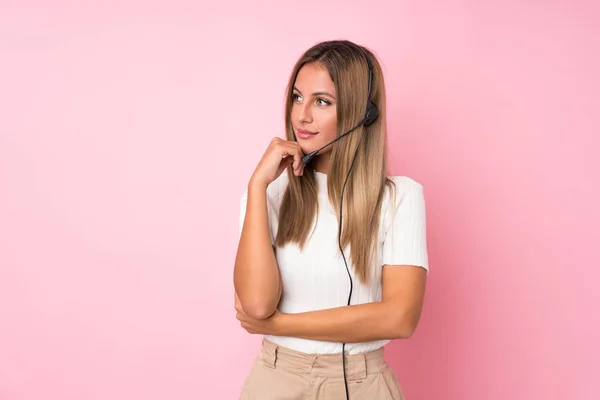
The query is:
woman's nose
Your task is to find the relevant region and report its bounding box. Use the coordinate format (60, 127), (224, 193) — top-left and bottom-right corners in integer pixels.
(298, 102), (313, 124)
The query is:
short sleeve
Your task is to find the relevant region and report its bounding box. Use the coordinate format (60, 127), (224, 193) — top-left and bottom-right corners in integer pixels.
(382, 183), (429, 274)
(238, 183), (281, 245)
(238, 190), (249, 239)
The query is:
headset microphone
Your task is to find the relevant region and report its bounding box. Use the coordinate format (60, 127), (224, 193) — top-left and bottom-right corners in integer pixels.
(301, 119), (365, 164)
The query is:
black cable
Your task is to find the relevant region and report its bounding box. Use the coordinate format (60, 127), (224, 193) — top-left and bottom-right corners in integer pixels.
(338, 140), (362, 400)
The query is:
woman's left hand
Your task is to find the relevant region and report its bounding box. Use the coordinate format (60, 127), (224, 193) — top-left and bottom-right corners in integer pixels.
(235, 291), (283, 335)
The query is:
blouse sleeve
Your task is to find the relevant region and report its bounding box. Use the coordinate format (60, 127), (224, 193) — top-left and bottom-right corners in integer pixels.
(382, 182), (429, 274)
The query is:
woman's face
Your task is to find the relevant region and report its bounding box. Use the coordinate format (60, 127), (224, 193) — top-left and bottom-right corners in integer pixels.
(291, 63), (338, 160)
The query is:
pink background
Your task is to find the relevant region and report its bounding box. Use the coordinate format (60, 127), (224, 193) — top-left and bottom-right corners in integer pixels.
(1, 1), (598, 399)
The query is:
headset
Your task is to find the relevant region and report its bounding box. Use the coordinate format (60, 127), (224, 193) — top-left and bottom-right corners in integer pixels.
(301, 53), (378, 164)
(301, 48), (378, 400)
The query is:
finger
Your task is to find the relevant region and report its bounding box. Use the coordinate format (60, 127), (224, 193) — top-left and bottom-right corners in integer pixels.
(275, 156), (293, 178)
(281, 154), (294, 168)
(276, 142), (305, 176)
(275, 145), (292, 165)
(292, 145), (303, 172)
(238, 310), (250, 322)
(277, 145), (301, 176)
(285, 143), (304, 175)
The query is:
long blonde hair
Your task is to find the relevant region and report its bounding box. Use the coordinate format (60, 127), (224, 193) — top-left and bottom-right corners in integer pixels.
(275, 40), (396, 285)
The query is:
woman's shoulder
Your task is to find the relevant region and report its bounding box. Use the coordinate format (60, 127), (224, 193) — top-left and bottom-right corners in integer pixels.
(386, 175), (424, 195)
(383, 175), (425, 210)
(379, 176), (426, 235)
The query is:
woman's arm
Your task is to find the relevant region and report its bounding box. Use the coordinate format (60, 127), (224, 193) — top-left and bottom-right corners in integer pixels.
(236, 265), (427, 342)
(233, 178), (282, 320)
(276, 302), (405, 342)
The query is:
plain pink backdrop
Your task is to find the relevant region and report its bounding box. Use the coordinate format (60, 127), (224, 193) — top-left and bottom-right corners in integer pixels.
(1, 1), (598, 399)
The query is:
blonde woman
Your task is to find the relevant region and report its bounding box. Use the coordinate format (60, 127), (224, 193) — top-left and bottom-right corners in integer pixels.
(234, 40), (429, 400)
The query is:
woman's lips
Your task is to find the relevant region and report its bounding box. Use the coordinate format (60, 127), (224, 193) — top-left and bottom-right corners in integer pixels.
(296, 129), (318, 139)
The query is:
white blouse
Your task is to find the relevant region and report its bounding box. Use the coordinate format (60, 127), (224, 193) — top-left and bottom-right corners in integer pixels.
(238, 171), (429, 355)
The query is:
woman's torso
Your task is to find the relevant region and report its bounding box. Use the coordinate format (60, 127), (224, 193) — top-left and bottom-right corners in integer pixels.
(264, 171), (419, 355)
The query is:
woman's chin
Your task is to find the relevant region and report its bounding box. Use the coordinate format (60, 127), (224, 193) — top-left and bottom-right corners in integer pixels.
(298, 140), (326, 155)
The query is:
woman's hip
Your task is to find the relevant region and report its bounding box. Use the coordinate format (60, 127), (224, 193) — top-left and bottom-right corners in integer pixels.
(240, 338), (405, 399)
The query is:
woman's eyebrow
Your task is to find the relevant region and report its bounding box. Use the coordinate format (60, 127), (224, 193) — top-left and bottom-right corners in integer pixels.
(293, 86), (336, 100)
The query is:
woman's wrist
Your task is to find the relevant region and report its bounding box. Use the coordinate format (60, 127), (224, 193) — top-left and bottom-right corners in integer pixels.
(248, 175), (269, 191)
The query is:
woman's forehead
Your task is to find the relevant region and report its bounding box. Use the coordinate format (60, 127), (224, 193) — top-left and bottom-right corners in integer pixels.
(295, 63), (335, 94)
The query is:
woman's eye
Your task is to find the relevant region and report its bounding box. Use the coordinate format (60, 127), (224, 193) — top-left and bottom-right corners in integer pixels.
(292, 94), (330, 106)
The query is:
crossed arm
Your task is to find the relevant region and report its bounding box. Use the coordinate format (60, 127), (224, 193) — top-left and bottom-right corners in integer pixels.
(235, 264), (427, 342)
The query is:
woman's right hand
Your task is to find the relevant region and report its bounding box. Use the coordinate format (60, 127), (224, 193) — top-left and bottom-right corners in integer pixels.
(250, 137), (305, 187)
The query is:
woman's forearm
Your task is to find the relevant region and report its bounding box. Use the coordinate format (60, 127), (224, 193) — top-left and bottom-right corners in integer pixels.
(274, 302), (411, 342)
(233, 179), (281, 319)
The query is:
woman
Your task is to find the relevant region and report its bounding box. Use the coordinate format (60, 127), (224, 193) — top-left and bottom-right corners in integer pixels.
(234, 39), (429, 400)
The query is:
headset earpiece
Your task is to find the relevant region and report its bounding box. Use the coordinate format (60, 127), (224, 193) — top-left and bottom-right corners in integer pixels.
(362, 53), (378, 127)
(363, 101), (378, 126)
